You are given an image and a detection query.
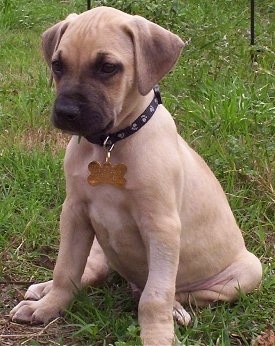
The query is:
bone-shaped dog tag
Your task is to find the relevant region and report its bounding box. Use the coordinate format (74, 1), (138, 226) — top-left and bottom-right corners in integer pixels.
(87, 160), (127, 187)
(87, 143), (127, 187)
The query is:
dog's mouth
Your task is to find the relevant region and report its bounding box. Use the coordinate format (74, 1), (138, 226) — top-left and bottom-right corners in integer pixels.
(85, 120), (114, 138)
(52, 98), (114, 137)
(53, 114), (113, 134)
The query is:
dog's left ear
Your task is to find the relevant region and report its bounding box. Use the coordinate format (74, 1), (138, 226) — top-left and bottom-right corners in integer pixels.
(124, 16), (185, 95)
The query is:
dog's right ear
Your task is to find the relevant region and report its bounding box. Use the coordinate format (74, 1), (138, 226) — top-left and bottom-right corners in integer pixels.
(41, 14), (78, 67)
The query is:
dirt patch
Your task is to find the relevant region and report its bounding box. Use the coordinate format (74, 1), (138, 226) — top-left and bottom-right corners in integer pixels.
(251, 330), (275, 346)
(0, 285), (78, 346)
(16, 128), (70, 153)
(0, 315), (75, 346)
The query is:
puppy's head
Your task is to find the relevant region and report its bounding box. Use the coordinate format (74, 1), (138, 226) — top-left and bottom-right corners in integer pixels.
(42, 7), (185, 137)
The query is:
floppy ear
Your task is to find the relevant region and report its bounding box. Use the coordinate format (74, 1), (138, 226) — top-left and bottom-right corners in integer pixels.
(41, 13), (78, 67)
(125, 16), (185, 95)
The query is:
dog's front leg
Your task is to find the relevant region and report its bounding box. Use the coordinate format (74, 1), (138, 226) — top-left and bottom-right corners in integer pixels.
(10, 199), (94, 324)
(138, 215), (181, 346)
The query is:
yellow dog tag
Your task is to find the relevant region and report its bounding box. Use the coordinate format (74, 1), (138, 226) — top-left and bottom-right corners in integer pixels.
(87, 140), (127, 187)
(87, 160), (127, 187)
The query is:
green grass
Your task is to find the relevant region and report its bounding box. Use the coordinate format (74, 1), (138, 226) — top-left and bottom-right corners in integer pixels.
(0, 0), (274, 345)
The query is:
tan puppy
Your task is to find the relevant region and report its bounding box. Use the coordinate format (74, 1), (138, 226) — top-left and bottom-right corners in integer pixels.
(10, 7), (262, 346)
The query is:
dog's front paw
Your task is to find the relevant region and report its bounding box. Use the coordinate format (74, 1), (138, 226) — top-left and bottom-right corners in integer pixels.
(25, 280), (53, 300)
(10, 298), (61, 324)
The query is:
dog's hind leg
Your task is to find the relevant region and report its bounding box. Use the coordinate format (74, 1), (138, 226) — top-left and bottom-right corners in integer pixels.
(176, 250), (262, 306)
(172, 300), (191, 326)
(81, 237), (110, 286)
(25, 280), (53, 301)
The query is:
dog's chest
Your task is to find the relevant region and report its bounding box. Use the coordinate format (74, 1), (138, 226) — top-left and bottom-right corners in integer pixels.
(88, 187), (148, 285)
(89, 190), (132, 245)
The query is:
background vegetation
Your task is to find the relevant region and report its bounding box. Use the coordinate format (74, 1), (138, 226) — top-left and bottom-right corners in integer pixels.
(0, 0), (274, 345)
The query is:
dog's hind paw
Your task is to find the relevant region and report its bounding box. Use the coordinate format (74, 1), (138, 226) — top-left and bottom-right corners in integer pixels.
(25, 280), (53, 300)
(173, 301), (191, 326)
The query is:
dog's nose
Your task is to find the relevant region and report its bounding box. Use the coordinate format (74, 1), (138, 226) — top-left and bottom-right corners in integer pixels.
(54, 97), (80, 120)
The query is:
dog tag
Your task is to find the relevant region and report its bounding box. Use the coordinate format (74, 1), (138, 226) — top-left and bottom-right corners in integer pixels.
(87, 161), (127, 187)
(87, 142), (127, 187)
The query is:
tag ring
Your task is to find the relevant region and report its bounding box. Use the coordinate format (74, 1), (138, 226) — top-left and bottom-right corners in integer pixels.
(103, 136), (114, 152)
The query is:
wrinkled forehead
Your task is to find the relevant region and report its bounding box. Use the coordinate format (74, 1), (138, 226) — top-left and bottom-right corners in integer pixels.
(57, 8), (133, 62)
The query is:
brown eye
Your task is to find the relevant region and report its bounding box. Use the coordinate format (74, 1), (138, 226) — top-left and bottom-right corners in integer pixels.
(51, 60), (63, 76)
(101, 63), (117, 74)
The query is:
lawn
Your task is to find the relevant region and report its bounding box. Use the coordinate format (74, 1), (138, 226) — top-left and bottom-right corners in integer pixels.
(0, 0), (274, 345)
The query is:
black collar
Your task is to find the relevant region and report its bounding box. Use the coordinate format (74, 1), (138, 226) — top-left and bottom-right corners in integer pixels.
(85, 86), (162, 147)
